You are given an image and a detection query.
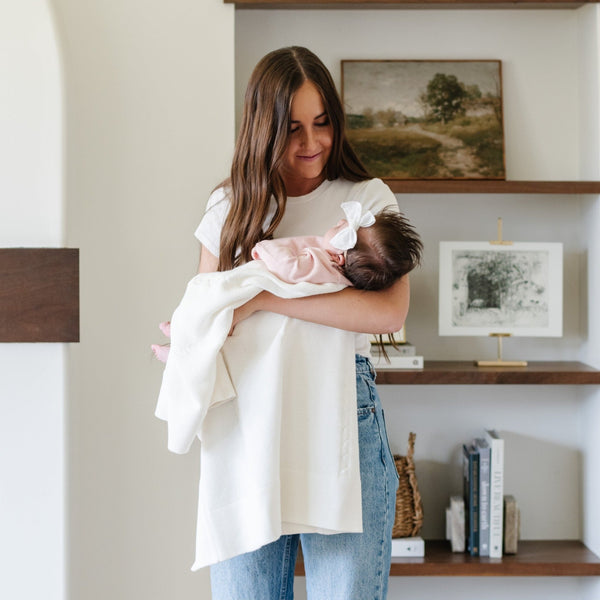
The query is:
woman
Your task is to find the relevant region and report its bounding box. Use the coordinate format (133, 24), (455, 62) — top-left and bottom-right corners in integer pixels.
(196, 46), (408, 600)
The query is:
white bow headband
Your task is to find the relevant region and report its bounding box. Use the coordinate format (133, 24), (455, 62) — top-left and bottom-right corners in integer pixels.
(329, 201), (376, 251)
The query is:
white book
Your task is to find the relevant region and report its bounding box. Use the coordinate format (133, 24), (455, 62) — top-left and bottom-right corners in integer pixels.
(484, 429), (505, 558)
(370, 342), (417, 357)
(372, 355), (424, 370)
(391, 536), (425, 557)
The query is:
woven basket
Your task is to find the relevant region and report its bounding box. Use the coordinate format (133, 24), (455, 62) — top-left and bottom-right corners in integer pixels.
(392, 432), (424, 538)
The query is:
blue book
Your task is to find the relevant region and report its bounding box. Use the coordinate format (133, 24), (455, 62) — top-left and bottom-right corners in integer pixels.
(475, 438), (491, 557)
(462, 443), (480, 556)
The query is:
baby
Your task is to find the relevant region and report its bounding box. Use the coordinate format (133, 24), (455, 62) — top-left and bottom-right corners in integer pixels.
(152, 201), (422, 362)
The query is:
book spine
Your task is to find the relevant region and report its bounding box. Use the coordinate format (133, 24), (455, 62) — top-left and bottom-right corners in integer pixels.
(485, 430), (505, 558)
(463, 444), (479, 556)
(477, 442), (491, 557)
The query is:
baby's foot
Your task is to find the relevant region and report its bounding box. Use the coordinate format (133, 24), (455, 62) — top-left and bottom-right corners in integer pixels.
(151, 343), (170, 363)
(159, 321), (171, 337)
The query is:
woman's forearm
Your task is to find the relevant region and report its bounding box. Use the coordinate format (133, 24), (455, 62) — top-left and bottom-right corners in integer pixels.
(250, 275), (410, 334)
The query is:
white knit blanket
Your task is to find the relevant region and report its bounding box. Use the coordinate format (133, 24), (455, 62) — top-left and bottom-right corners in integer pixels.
(155, 260), (362, 568)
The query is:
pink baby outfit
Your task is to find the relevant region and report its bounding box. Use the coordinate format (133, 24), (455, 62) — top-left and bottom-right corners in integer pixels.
(251, 236), (352, 287)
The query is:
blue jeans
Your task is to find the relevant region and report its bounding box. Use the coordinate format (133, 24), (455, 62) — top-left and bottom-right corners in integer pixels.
(210, 355), (399, 600)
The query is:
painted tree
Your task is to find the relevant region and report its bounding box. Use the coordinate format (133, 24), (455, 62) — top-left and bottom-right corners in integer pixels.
(422, 73), (467, 123)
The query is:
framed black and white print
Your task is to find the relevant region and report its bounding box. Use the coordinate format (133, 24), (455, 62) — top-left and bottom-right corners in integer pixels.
(439, 241), (563, 337)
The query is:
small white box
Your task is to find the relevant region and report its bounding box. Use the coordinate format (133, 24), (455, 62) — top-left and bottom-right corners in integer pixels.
(372, 355), (424, 370)
(391, 536), (425, 557)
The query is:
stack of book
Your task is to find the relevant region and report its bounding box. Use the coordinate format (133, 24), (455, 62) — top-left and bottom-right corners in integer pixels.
(370, 337), (424, 369)
(459, 430), (506, 558)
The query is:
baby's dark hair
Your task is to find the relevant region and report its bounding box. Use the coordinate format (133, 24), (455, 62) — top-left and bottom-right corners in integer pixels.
(344, 209), (423, 291)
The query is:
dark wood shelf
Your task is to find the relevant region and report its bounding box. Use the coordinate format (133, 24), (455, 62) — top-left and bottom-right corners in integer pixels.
(375, 361), (600, 385)
(0, 248), (79, 343)
(390, 540), (600, 576)
(384, 180), (600, 194)
(227, 0), (595, 8)
(294, 540), (600, 577)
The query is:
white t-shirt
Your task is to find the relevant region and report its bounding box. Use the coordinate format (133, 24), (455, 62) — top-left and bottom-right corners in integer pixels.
(194, 177), (399, 356)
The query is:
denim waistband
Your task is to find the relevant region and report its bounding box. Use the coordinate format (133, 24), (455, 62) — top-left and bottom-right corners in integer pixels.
(355, 354), (375, 377)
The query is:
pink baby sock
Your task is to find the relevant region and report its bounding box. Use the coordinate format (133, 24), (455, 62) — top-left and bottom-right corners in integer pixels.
(151, 343), (170, 363)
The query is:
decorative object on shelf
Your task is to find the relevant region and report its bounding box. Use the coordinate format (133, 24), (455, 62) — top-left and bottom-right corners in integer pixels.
(446, 495), (466, 552)
(391, 536), (425, 557)
(372, 342), (416, 357)
(476, 220), (527, 366)
(479, 333), (527, 368)
(342, 59), (505, 180)
(370, 325), (424, 369)
(0, 248), (80, 343)
(392, 432), (424, 538)
(504, 495), (520, 554)
(439, 220), (563, 365)
(372, 351), (424, 370)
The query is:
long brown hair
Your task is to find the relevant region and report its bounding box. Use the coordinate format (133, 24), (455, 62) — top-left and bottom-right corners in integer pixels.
(217, 46), (370, 271)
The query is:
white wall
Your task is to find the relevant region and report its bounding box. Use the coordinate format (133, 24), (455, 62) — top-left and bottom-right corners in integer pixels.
(234, 7), (600, 600)
(580, 12), (600, 600)
(235, 9), (581, 181)
(49, 0), (234, 598)
(0, 2), (65, 599)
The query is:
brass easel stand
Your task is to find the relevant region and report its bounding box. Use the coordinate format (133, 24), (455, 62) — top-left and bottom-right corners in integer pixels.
(490, 217), (513, 247)
(475, 218), (527, 368)
(476, 333), (528, 367)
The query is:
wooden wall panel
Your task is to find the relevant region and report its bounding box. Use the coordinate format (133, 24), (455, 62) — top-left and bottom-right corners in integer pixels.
(0, 248), (79, 342)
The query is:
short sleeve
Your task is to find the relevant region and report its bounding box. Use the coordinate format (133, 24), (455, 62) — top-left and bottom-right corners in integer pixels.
(194, 187), (231, 257)
(353, 178), (399, 216)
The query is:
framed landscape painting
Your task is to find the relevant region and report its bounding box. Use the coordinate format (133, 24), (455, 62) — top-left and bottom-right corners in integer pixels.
(438, 241), (563, 337)
(342, 60), (506, 180)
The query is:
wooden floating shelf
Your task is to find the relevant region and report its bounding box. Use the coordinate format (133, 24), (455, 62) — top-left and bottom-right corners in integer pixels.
(375, 361), (600, 385)
(384, 180), (600, 194)
(227, 0), (596, 9)
(391, 540), (600, 576)
(0, 248), (80, 343)
(295, 540), (600, 577)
